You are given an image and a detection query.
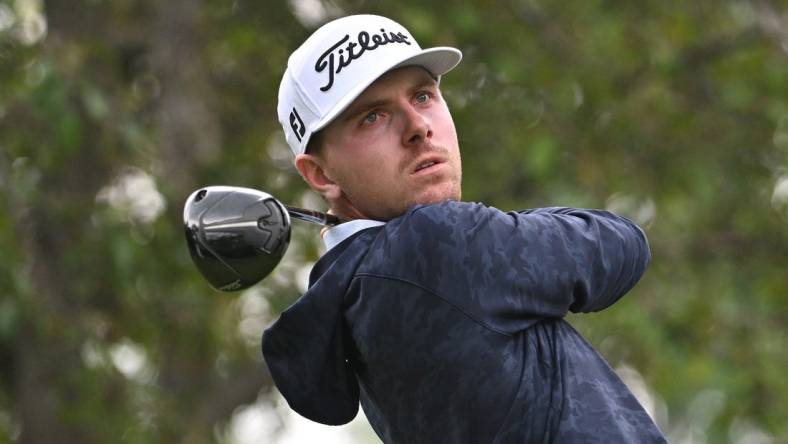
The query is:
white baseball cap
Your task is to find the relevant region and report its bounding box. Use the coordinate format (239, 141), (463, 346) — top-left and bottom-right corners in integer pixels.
(277, 14), (462, 156)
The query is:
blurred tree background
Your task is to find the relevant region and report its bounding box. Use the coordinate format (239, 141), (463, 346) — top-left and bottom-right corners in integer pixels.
(0, 0), (786, 442)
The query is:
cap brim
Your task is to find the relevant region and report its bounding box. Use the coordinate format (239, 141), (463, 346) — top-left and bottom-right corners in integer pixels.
(311, 47), (462, 135)
(391, 46), (463, 79)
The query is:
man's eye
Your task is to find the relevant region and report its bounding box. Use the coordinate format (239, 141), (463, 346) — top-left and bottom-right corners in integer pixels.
(363, 112), (379, 124)
(415, 92), (430, 103)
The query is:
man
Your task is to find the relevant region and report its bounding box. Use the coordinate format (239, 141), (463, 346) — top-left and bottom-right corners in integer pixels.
(263, 14), (666, 443)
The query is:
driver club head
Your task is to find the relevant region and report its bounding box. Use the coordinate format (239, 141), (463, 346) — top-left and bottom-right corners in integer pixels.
(183, 186), (291, 291)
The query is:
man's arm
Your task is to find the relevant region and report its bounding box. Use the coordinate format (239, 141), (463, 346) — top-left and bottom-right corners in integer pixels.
(384, 201), (651, 333)
(517, 206), (652, 313)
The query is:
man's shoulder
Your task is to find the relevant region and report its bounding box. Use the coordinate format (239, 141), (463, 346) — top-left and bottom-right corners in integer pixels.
(381, 199), (529, 246)
(407, 199), (490, 218)
(355, 201), (506, 275)
(388, 200), (498, 233)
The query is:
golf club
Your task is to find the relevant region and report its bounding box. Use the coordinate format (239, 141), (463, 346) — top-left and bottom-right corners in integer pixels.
(183, 186), (343, 292)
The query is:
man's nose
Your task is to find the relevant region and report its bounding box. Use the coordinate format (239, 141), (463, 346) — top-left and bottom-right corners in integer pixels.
(401, 105), (431, 147)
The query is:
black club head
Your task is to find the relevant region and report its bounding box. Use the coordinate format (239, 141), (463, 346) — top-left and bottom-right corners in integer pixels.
(183, 186), (291, 291)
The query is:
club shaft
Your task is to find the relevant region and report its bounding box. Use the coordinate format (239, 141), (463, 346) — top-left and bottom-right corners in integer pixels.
(284, 205), (344, 227)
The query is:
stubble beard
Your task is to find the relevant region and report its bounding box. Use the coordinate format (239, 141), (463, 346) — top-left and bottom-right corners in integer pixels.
(333, 147), (462, 221)
(389, 163), (463, 219)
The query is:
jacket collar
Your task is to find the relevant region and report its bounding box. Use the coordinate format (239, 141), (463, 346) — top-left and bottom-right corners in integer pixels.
(322, 219), (385, 251)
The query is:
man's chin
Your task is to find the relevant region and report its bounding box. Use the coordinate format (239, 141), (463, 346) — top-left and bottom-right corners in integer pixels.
(411, 186), (461, 208)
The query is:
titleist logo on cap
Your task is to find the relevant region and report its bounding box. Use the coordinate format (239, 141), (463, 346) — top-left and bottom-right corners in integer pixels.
(315, 28), (411, 92)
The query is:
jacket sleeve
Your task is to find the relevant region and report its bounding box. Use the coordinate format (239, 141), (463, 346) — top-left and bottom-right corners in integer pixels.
(387, 202), (651, 333)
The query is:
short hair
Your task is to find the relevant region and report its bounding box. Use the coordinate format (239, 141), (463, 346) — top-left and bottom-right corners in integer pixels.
(305, 130), (324, 156)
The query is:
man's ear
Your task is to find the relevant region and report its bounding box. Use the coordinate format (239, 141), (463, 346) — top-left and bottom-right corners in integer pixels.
(294, 154), (342, 200)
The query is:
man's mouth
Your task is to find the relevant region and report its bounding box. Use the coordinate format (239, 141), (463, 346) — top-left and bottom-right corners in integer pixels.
(411, 153), (447, 175)
(415, 160), (438, 172)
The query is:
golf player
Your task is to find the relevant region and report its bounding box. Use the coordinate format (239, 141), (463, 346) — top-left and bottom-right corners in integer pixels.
(263, 14), (666, 443)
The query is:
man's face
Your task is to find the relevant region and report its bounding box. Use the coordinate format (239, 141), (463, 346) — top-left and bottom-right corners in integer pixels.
(315, 66), (462, 221)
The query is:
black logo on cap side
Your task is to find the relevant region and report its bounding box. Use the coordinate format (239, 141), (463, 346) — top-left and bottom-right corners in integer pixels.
(315, 28), (411, 92)
(289, 107), (305, 142)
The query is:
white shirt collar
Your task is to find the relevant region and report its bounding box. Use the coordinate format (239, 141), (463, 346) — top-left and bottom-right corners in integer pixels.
(322, 219), (385, 252)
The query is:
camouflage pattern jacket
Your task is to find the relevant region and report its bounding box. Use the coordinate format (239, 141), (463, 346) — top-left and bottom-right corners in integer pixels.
(263, 201), (667, 443)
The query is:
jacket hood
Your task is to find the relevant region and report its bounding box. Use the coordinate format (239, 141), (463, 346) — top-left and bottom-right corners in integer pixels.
(261, 228), (379, 425)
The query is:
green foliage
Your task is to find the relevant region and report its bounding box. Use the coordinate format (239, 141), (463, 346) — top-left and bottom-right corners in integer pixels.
(0, 0), (786, 442)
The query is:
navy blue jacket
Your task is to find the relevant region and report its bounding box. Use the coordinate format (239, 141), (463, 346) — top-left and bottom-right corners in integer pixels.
(263, 201), (666, 443)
